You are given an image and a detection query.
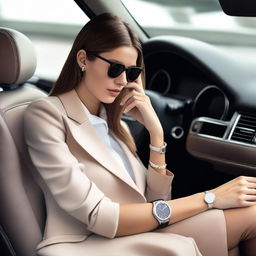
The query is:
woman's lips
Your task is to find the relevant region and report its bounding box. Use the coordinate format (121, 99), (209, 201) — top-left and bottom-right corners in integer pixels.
(107, 89), (121, 96)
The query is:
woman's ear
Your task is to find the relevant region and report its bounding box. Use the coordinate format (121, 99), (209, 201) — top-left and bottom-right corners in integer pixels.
(76, 49), (87, 70)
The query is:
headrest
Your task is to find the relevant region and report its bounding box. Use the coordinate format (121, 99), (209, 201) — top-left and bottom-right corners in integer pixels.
(0, 27), (37, 85)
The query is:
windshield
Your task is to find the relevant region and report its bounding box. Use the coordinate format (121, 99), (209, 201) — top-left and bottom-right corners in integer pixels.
(122, 0), (256, 46)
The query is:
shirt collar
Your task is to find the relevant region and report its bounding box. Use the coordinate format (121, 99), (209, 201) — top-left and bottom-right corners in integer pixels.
(81, 102), (109, 133)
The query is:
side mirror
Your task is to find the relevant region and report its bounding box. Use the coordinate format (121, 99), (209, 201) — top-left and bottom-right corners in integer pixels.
(218, 0), (256, 16)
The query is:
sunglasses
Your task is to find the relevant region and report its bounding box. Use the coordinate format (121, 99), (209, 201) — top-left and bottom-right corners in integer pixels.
(88, 52), (142, 82)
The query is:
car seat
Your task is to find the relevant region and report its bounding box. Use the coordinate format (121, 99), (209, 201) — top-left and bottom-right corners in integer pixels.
(0, 27), (241, 256)
(0, 27), (47, 256)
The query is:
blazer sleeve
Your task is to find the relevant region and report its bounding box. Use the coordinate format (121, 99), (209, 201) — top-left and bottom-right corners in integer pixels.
(121, 120), (174, 201)
(146, 166), (174, 201)
(24, 99), (119, 239)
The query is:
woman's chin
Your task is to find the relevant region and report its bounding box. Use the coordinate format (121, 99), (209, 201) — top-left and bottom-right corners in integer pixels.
(101, 97), (116, 104)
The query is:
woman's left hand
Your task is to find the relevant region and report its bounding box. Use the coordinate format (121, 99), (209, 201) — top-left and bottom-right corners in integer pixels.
(120, 76), (163, 136)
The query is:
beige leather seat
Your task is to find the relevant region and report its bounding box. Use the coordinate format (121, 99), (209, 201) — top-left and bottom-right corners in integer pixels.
(0, 27), (47, 256)
(0, 27), (241, 256)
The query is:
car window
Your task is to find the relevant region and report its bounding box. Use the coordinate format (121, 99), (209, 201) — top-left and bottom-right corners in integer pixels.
(0, 0), (89, 80)
(122, 0), (256, 46)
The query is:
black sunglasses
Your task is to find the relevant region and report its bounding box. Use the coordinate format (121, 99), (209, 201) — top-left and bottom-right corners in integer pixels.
(87, 52), (142, 82)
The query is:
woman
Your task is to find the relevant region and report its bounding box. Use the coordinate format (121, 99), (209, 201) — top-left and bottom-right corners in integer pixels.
(24, 13), (256, 256)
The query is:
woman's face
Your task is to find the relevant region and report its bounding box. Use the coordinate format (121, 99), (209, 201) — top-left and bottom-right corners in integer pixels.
(77, 46), (139, 106)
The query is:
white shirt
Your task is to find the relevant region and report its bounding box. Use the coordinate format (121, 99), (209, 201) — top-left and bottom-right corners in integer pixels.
(81, 103), (136, 183)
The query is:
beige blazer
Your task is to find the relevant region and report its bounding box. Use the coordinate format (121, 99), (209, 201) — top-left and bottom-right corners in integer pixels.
(24, 89), (228, 256)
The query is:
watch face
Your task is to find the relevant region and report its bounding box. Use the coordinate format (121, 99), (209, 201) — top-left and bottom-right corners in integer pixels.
(205, 192), (216, 204)
(156, 202), (171, 221)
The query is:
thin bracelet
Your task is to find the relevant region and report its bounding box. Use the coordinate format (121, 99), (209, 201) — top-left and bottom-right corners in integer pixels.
(149, 160), (167, 170)
(149, 142), (167, 154)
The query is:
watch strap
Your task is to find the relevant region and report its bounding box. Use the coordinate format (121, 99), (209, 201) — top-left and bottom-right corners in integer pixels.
(158, 222), (169, 229)
(149, 142), (167, 154)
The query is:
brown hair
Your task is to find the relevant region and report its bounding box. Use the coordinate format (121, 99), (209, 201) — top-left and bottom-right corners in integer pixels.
(50, 13), (145, 154)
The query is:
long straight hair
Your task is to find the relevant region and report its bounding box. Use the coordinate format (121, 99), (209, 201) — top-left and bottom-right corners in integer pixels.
(50, 13), (145, 154)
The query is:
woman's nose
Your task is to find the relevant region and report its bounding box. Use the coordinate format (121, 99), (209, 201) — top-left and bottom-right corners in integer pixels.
(115, 71), (128, 86)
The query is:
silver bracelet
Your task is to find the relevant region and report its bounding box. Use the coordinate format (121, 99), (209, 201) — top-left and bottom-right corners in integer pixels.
(149, 142), (167, 154)
(149, 160), (167, 170)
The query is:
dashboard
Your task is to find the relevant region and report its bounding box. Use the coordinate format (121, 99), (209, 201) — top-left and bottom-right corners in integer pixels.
(144, 50), (230, 121)
(139, 35), (256, 177)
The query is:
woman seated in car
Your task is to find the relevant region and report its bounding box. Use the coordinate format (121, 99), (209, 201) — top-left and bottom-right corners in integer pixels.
(24, 13), (256, 256)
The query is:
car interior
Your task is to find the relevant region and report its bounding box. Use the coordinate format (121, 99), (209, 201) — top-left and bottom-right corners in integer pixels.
(1, 0), (256, 255)
(0, 27), (47, 256)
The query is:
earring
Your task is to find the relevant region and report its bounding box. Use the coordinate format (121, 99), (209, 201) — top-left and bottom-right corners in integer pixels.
(81, 66), (85, 72)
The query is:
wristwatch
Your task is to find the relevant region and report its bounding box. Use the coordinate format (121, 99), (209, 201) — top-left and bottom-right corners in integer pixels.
(204, 191), (216, 209)
(149, 142), (167, 154)
(152, 200), (172, 229)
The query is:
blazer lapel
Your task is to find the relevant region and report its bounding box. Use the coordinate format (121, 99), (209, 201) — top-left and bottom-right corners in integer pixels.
(58, 89), (145, 198)
(111, 133), (146, 195)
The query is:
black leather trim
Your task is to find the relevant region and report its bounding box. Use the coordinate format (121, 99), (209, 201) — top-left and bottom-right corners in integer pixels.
(0, 225), (16, 256)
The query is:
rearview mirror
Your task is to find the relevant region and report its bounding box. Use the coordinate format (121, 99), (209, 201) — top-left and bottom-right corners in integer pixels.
(218, 0), (256, 16)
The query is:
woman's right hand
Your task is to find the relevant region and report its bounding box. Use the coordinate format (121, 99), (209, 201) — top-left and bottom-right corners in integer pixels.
(211, 176), (256, 209)
(120, 77), (163, 136)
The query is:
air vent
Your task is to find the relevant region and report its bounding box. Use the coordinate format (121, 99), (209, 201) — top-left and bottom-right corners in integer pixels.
(231, 114), (256, 144)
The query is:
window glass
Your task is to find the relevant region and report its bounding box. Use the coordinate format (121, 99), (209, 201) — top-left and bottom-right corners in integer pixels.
(122, 0), (256, 46)
(0, 0), (89, 79)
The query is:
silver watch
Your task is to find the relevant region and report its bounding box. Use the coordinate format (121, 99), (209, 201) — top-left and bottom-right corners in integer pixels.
(204, 191), (216, 209)
(152, 200), (172, 229)
(149, 142), (167, 154)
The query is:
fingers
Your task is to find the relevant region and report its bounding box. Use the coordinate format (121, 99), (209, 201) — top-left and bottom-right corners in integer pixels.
(122, 95), (147, 113)
(245, 188), (256, 195)
(245, 177), (256, 191)
(245, 176), (256, 183)
(123, 101), (139, 114)
(247, 181), (256, 190)
(120, 75), (145, 107)
(125, 76), (144, 94)
(237, 176), (256, 196)
(234, 176), (256, 188)
(244, 194), (256, 202)
(237, 176), (256, 206)
(214, 176), (256, 209)
(240, 201), (256, 207)
(238, 194), (256, 208)
(120, 90), (148, 107)
(238, 176), (256, 190)
(125, 84), (144, 94)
